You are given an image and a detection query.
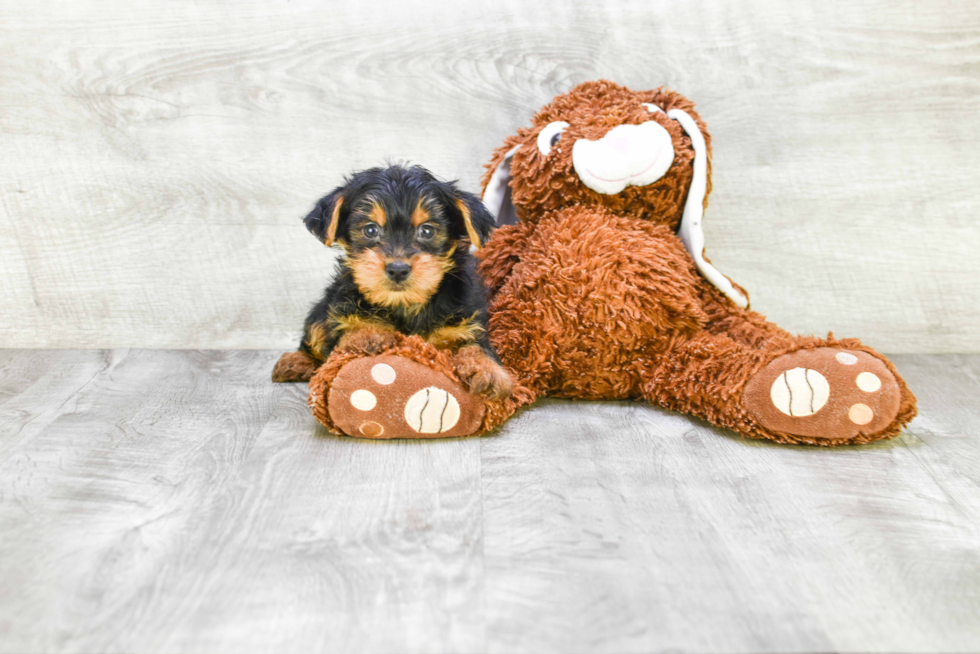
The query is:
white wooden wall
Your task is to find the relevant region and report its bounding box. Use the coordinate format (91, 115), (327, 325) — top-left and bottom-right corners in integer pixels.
(1, 0), (977, 352)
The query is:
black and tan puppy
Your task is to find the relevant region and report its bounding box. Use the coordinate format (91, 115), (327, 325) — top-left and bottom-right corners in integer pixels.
(272, 164), (513, 400)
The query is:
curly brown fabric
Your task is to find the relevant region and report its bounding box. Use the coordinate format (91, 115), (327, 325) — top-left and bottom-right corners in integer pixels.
(474, 80), (916, 446)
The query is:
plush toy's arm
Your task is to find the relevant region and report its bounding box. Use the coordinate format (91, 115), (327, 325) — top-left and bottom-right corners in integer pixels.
(476, 222), (537, 297)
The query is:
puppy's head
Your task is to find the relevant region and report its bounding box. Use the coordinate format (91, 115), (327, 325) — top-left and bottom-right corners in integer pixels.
(304, 165), (494, 309)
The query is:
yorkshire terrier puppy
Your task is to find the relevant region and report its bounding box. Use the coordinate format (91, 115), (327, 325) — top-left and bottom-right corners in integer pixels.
(272, 164), (513, 401)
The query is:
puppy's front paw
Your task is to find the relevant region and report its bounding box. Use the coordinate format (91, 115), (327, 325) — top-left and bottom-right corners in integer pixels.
(452, 346), (514, 401)
(336, 327), (398, 355)
(272, 351), (319, 382)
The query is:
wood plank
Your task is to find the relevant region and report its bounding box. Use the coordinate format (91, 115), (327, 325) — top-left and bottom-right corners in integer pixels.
(1, 350), (979, 651)
(476, 352), (980, 652)
(1, 0), (978, 351)
(0, 350), (484, 652)
(0, 350), (113, 456)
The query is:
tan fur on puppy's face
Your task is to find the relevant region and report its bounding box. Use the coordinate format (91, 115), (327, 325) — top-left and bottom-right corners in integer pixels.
(368, 201), (387, 226)
(350, 247), (455, 310)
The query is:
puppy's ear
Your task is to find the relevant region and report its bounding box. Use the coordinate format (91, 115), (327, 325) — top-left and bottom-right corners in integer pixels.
(450, 188), (496, 249)
(303, 188), (346, 246)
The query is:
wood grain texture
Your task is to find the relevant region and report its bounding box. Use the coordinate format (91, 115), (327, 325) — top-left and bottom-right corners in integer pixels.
(0, 0), (978, 352)
(0, 349), (978, 652)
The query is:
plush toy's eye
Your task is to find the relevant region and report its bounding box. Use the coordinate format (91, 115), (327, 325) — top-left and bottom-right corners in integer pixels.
(417, 223), (435, 240)
(362, 223), (380, 239)
(537, 121), (569, 156)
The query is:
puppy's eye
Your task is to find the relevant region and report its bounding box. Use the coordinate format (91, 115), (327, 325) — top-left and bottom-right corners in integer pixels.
(362, 223), (380, 239)
(537, 121), (569, 156)
(417, 223), (436, 240)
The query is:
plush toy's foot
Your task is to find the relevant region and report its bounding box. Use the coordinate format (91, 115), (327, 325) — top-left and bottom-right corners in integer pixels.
(743, 347), (903, 441)
(326, 355), (486, 439)
(272, 351), (319, 383)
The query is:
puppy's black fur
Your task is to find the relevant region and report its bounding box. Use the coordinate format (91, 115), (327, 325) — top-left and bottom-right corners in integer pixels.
(297, 164), (500, 366)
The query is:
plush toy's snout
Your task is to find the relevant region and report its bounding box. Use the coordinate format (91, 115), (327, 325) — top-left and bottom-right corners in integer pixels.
(572, 121), (675, 195)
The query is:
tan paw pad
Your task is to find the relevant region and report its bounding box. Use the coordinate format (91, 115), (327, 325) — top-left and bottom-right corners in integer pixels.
(350, 389), (377, 411)
(769, 367), (830, 417)
(327, 355), (485, 439)
(744, 347), (902, 440)
(359, 421), (384, 437)
(371, 363), (397, 385)
(856, 372), (881, 392)
(848, 403), (874, 425)
(404, 387), (461, 434)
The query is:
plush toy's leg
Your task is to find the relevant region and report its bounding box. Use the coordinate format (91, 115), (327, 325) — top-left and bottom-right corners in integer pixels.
(307, 335), (533, 439)
(641, 327), (916, 446)
(272, 351), (320, 382)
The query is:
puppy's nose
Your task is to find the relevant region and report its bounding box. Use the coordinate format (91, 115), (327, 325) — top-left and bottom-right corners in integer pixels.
(385, 261), (411, 283)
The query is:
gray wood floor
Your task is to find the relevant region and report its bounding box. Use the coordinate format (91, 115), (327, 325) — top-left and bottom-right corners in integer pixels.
(1, 350), (978, 653)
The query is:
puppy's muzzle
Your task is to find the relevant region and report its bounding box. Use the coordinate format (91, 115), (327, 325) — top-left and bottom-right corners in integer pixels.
(385, 261), (411, 283)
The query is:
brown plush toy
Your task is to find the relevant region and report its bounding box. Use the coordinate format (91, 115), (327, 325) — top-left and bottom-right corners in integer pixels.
(287, 80), (916, 446)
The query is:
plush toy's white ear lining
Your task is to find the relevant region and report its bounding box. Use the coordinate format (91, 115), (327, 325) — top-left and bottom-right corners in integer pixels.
(666, 108), (749, 309)
(482, 145), (521, 226)
(483, 114), (747, 308)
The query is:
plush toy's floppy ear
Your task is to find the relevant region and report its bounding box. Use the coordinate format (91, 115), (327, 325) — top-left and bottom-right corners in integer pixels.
(482, 144), (521, 226)
(303, 188), (345, 246)
(664, 107), (750, 309)
(453, 189), (496, 248)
